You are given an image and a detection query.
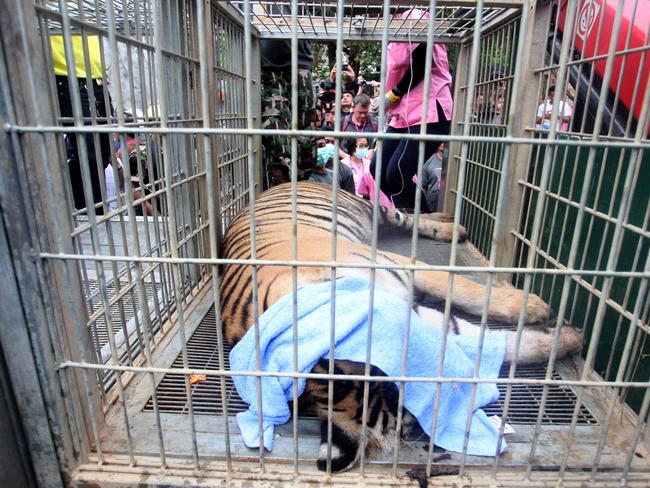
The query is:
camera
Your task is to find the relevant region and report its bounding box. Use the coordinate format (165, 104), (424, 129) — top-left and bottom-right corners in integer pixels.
(342, 63), (348, 71)
(319, 80), (336, 104)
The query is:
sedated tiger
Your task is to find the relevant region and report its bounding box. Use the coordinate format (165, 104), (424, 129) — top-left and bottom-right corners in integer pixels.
(220, 181), (581, 472)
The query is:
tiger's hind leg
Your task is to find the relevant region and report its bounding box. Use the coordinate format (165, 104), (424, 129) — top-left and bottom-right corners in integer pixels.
(415, 305), (582, 363)
(419, 212), (455, 223)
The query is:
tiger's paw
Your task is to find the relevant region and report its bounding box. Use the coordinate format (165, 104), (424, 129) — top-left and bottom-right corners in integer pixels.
(430, 222), (468, 243)
(490, 288), (551, 325)
(316, 422), (361, 473)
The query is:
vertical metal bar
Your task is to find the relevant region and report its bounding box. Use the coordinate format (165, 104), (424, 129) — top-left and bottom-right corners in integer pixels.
(590, 254), (649, 480)
(242, 0), (265, 471)
(622, 379), (650, 481)
(3, 0), (104, 469)
(558, 68), (650, 476)
(606, 209), (650, 385)
(458, 4), (533, 473)
(324, 0), (345, 474)
(623, 25), (650, 138)
(493, 0), (551, 282)
(579, 147), (625, 344)
(576, 0), (609, 137)
(105, 0), (167, 468)
(393, 1), (436, 475)
(493, 0), (579, 476)
(76, 1), (138, 371)
(112, 0), (145, 370)
(359, 0), (392, 476)
(198, 0), (232, 472)
(290, 0), (301, 474)
(427, 0), (485, 477)
(542, 125), (581, 308)
(152, 0), (200, 467)
(57, 0), (137, 466)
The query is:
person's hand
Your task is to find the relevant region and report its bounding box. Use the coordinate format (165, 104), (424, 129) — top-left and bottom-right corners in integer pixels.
(343, 65), (355, 81)
(329, 66), (337, 82)
(384, 90), (401, 110)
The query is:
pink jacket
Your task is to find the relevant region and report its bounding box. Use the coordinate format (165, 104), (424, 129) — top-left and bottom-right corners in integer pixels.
(386, 10), (453, 128)
(342, 156), (394, 208)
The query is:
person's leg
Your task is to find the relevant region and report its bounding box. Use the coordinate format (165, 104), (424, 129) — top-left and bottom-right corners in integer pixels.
(370, 125), (401, 197)
(384, 104), (451, 210)
(57, 77), (108, 212)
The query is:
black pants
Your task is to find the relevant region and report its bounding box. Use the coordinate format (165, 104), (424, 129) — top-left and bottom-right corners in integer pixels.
(56, 75), (113, 212)
(370, 102), (450, 211)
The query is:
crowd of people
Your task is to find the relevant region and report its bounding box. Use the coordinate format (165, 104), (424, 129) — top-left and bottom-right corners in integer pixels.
(55, 7), (574, 217)
(260, 8), (452, 212)
(52, 33), (160, 217)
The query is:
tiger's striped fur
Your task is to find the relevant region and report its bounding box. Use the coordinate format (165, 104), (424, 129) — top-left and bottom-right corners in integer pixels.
(220, 182), (581, 472)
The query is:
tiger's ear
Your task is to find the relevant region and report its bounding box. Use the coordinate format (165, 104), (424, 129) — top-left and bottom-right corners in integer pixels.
(316, 421), (362, 473)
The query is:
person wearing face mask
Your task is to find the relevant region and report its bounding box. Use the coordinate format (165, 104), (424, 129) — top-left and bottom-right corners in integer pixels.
(310, 135), (355, 194)
(340, 94), (378, 160)
(341, 137), (371, 189)
(342, 138), (393, 207)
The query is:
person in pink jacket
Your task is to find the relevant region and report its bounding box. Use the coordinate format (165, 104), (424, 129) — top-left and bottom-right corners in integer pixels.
(370, 8), (453, 212)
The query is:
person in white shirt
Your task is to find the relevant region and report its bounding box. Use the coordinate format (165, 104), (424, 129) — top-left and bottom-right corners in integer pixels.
(535, 85), (572, 131)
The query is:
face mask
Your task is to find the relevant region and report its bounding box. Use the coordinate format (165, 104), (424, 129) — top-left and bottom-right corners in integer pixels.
(356, 147), (369, 159)
(317, 144), (336, 168)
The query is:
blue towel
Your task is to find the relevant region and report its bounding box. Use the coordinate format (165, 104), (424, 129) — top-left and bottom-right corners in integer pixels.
(229, 276), (507, 456)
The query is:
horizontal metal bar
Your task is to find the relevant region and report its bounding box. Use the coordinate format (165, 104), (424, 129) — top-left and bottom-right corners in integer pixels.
(74, 458), (650, 485)
(459, 74), (516, 91)
(7, 124), (649, 149)
(533, 44), (650, 74)
(85, 276), (151, 325)
(256, 31), (465, 43)
(175, 222), (210, 251)
(170, 171), (206, 190)
(454, 155), (504, 175)
(212, 66), (246, 79)
(69, 190), (167, 236)
(453, 191), (497, 220)
(38, 252), (650, 278)
(35, 5), (201, 66)
(512, 231), (650, 335)
(58, 360), (650, 389)
(518, 180), (650, 239)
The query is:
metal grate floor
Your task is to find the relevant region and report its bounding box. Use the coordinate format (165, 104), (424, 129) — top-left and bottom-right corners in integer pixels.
(143, 306), (247, 415)
(144, 305), (596, 425)
(84, 279), (162, 350)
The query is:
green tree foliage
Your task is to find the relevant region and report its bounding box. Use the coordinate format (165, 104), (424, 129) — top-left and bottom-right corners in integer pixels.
(313, 41), (383, 82)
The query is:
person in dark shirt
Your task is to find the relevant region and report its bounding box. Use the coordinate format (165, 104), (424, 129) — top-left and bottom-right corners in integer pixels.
(311, 131), (355, 194)
(260, 40), (316, 187)
(339, 94), (378, 160)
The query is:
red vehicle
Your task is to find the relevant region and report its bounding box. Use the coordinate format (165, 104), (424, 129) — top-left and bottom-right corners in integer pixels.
(557, 0), (649, 135)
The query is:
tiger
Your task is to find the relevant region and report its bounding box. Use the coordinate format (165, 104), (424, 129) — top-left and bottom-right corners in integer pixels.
(219, 181), (581, 472)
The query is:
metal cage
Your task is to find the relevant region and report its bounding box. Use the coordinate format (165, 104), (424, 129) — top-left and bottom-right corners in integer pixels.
(0, 0), (648, 486)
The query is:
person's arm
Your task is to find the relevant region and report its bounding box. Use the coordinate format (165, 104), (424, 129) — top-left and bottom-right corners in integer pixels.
(390, 43), (428, 98)
(337, 163), (356, 194)
(535, 103), (545, 125)
(561, 102), (572, 123)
